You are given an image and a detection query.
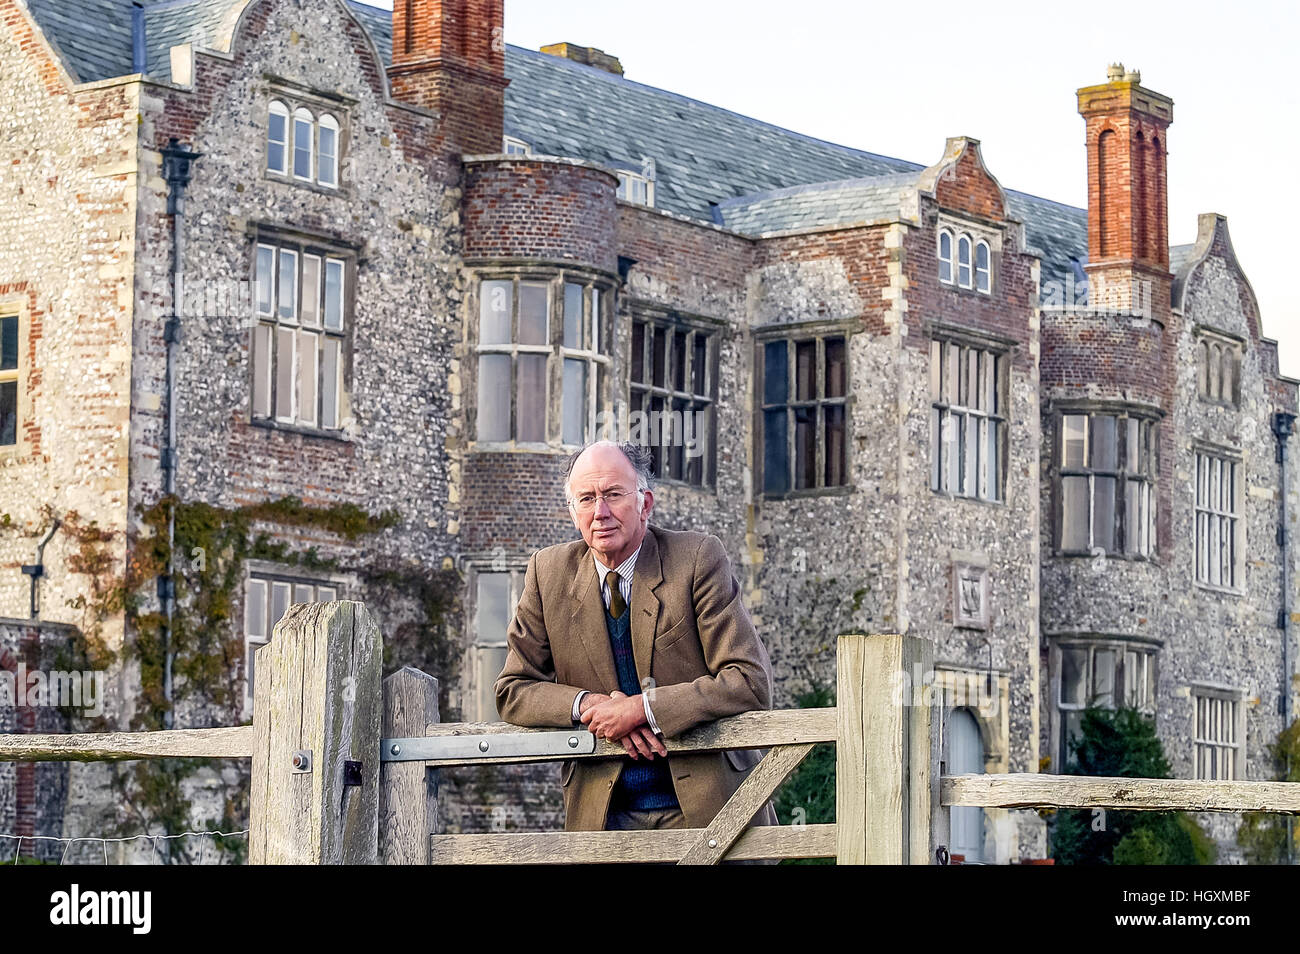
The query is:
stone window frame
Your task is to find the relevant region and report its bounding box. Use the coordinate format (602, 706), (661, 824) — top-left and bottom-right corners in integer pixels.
(468, 265), (616, 453)
(627, 304), (721, 490)
(465, 560), (527, 723)
(262, 76), (353, 197)
(1051, 401), (1161, 560)
(0, 297), (26, 455)
(1190, 682), (1246, 781)
(936, 215), (997, 295)
(241, 561), (353, 718)
(249, 225), (359, 439)
(1049, 634), (1159, 771)
(755, 319), (853, 499)
(1194, 325), (1243, 408)
(927, 322), (1011, 504)
(1193, 441), (1244, 594)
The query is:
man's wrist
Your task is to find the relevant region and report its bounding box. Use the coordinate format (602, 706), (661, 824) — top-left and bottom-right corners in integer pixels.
(642, 694), (661, 735)
(572, 690), (588, 722)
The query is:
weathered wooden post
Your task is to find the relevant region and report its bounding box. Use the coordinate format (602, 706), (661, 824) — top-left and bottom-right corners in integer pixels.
(836, 632), (934, 864)
(250, 601), (383, 864)
(379, 667), (440, 864)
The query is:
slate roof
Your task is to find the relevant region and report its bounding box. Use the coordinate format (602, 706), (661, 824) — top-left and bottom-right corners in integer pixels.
(21, 0), (1094, 292)
(23, 0), (137, 82)
(713, 173), (921, 236)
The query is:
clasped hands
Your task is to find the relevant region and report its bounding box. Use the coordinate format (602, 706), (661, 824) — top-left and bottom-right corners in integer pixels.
(579, 690), (668, 760)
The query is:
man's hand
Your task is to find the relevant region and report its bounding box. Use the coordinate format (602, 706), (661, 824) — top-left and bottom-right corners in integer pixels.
(618, 726), (668, 761)
(580, 691), (666, 759)
(577, 692), (613, 717)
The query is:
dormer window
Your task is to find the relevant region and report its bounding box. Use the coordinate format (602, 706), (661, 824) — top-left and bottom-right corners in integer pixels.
(617, 171), (653, 206)
(616, 158), (656, 208)
(266, 96), (345, 191)
(503, 136), (531, 155)
(938, 226), (993, 294)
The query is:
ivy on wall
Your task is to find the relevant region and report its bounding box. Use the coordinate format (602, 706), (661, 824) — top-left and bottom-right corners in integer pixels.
(1236, 717), (1299, 864)
(38, 495), (460, 864)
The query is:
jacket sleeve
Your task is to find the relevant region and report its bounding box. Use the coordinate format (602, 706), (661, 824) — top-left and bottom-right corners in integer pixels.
(643, 534), (774, 738)
(494, 550), (590, 727)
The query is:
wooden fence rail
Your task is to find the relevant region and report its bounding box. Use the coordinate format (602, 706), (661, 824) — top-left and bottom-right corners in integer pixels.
(0, 599), (1296, 864)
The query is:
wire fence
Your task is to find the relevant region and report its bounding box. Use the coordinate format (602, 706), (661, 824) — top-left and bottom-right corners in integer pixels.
(0, 829), (249, 865)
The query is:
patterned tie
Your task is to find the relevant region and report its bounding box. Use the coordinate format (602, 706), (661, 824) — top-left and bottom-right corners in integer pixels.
(605, 569), (627, 618)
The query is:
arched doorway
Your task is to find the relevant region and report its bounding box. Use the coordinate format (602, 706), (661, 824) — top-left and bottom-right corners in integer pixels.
(945, 707), (986, 863)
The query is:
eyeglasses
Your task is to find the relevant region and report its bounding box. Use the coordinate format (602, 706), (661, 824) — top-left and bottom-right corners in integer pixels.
(568, 489), (642, 513)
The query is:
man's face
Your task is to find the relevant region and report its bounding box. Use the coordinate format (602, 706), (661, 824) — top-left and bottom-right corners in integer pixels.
(567, 444), (653, 567)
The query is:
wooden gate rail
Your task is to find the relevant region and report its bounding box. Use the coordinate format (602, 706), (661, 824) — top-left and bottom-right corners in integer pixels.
(943, 773), (1300, 814)
(2, 599), (1296, 864)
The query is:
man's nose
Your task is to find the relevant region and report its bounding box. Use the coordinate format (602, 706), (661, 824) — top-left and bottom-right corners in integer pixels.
(593, 496), (613, 517)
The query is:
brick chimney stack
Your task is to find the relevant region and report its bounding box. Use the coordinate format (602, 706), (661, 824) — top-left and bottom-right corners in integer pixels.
(389, 0), (508, 156)
(1077, 64), (1173, 314)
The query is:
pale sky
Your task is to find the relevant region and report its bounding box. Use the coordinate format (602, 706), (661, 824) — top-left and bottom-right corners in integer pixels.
(362, 0), (1300, 378)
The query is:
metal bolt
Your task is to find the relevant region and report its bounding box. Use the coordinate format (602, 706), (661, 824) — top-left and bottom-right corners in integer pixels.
(568, 736), (579, 748)
(292, 753), (304, 769)
(478, 740), (490, 753)
(708, 839), (717, 849)
(390, 743), (401, 757)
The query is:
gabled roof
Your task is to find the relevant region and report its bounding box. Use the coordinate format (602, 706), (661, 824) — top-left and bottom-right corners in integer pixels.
(20, 0), (1091, 289)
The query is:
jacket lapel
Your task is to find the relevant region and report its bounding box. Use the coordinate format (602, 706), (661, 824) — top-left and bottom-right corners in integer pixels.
(629, 527), (664, 684)
(568, 550), (620, 693)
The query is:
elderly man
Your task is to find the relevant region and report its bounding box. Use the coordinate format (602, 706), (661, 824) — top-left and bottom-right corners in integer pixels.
(494, 440), (778, 834)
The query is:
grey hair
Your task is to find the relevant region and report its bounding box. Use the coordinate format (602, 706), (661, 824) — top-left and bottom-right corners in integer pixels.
(562, 440), (656, 501)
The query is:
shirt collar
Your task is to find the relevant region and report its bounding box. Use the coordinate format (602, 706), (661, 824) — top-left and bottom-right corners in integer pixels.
(592, 540), (643, 584)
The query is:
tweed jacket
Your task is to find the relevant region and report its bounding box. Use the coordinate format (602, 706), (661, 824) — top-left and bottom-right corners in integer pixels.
(494, 523), (778, 831)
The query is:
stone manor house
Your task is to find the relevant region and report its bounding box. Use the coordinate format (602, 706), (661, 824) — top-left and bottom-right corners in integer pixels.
(0, 0), (1295, 863)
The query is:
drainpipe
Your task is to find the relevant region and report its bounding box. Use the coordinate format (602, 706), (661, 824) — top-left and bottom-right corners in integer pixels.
(19, 517), (61, 619)
(159, 139), (200, 731)
(1274, 411), (1295, 723)
(1273, 410), (1295, 865)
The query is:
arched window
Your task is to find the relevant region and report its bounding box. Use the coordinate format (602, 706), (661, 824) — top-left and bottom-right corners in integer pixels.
(975, 240), (991, 293)
(944, 708), (985, 863)
(292, 107), (314, 181)
(1220, 347), (1234, 404)
(957, 235), (972, 288)
(1197, 340), (1209, 397)
(318, 114), (340, 188)
(267, 100), (289, 175)
(937, 230), (953, 284)
(1209, 343), (1222, 400)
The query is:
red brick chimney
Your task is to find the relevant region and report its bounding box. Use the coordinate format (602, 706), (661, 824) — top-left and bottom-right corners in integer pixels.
(389, 0), (508, 156)
(1077, 64), (1173, 313)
